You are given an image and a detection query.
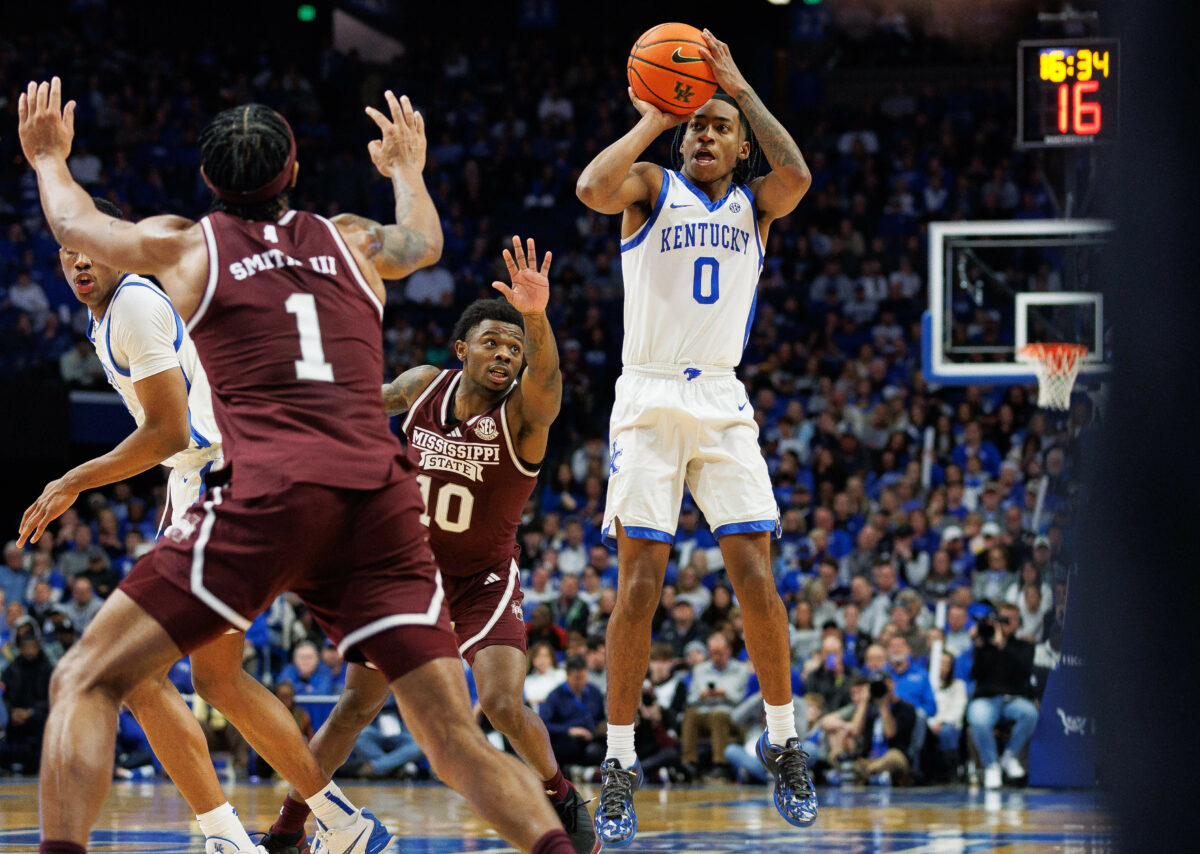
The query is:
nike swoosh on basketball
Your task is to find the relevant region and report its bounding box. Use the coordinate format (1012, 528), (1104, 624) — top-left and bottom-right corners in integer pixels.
(671, 48), (705, 64)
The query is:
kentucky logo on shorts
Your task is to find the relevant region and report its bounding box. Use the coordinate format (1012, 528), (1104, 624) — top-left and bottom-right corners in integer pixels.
(474, 416), (499, 441)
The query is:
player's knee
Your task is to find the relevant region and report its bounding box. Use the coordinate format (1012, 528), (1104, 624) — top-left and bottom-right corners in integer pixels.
(329, 689), (382, 733)
(615, 571), (660, 619)
(479, 691), (525, 735)
(49, 647), (126, 706)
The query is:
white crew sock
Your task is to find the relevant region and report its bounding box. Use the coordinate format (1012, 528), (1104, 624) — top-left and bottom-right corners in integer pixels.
(605, 723), (638, 769)
(764, 700), (799, 747)
(306, 781), (359, 831)
(196, 802), (256, 852)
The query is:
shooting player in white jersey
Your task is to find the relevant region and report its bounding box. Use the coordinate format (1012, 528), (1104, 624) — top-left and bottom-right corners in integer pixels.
(576, 30), (815, 846)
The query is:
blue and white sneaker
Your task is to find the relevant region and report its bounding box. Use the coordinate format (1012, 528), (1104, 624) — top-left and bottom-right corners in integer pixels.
(756, 732), (818, 827)
(310, 808), (392, 854)
(593, 758), (643, 848)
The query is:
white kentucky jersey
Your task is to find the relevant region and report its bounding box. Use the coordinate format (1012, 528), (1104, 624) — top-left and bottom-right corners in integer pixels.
(619, 166), (765, 369)
(88, 274), (222, 473)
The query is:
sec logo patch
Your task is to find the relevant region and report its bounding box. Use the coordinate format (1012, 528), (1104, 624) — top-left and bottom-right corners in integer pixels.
(475, 416), (499, 441)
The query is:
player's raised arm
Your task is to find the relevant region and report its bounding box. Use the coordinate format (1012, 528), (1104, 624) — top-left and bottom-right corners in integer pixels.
(575, 88), (687, 215)
(381, 365), (441, 416)
(18, 78), (197, 285)
(697, 29), (812, 221)
(335, 91), (442, 280)
(493, 236), (561, 451)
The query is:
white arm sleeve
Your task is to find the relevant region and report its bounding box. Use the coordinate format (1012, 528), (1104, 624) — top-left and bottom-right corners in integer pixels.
(107, 287), (183, 383)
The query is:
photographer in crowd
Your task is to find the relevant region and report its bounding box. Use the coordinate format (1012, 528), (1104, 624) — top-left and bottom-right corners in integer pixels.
(966, 602), (1039, 789)
(849, 673), (917, 784)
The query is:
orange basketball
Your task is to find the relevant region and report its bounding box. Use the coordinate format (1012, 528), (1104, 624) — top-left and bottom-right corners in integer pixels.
(627, 23), (718, 116)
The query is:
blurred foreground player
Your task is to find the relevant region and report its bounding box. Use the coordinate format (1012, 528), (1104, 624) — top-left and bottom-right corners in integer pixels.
(18, 195), (273, 853)
(576, 30), (814, 845)
(18, 77), (576, 854)
(262, 240), (594, 854)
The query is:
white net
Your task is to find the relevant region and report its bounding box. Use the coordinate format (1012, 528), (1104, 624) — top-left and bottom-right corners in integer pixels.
(1021, 344), (1089, 410)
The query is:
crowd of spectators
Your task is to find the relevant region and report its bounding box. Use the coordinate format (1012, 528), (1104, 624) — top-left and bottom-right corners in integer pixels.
(2, 10), (1092, 789)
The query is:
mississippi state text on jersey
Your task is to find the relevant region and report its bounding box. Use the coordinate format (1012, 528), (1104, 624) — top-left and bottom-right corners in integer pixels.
(619, 166), (764, 369)
(402, 369), (538, 575)
(190, 209), (404, 497)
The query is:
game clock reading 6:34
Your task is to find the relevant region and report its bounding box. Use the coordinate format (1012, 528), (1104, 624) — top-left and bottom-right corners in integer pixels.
(1018, 39), (1119, 148)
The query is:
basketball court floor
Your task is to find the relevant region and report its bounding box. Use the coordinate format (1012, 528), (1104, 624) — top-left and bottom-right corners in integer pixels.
(0, 778), (1114, 852)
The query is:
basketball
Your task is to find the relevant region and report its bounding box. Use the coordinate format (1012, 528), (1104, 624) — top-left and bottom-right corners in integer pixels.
(628, 22), (718, 115)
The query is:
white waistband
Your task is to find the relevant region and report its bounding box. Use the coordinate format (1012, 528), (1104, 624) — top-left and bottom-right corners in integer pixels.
(623, 363), (735, 380)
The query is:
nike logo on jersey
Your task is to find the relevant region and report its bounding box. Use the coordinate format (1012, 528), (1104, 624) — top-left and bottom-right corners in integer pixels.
(484, 573), (502, 586)
(669, 203), (692, 209)
(738, 401), (749, 411)
(671, 48), (705, 64)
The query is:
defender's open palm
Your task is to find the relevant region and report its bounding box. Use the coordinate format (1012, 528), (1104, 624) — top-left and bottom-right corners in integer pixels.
(17, 76), (75, 164)
(493, 235), (551, 315)
(365, 90), (426, 177)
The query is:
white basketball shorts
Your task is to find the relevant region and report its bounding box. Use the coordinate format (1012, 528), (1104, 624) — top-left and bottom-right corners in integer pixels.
(602, 364), (780, 546)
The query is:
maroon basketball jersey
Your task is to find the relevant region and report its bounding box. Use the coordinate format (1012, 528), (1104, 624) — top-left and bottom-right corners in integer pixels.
(189, 210), (404, 498)
(402, 369), (539, 576)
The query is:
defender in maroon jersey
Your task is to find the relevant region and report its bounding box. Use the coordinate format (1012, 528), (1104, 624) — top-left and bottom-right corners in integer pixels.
(264, 239), (595, 854)
(19, 77), (576, 854)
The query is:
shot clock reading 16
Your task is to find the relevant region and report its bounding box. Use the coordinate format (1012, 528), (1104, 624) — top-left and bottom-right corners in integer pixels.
(1018, 39), (1119, 148)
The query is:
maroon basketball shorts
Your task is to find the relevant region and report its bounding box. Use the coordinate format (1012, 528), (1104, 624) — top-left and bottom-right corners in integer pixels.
(443, 557), (527, 667)
(120, 473), (457, 683)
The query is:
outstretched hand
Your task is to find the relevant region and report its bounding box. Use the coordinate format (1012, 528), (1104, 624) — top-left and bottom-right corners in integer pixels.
(492, 235), (551, 315)
(17, 76), (76, 164)
(697, 29), (750, 97)
(364, 90), (426, 177)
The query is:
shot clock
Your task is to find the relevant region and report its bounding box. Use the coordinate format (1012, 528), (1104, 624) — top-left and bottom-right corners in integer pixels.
(1018, 39), (1119, 147)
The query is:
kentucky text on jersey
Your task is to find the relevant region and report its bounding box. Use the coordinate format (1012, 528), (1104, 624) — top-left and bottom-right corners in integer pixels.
(227, 250), (337, 281)
(409, 426), (500, 483)
(660, 222), (753, 255)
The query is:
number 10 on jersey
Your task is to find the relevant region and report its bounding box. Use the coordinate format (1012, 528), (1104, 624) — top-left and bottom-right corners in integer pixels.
(416, 474), (474, 533)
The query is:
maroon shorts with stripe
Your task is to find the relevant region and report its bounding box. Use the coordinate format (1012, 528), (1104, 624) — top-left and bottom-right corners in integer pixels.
(443, 557), (527, 667)
(119, 471), (457, 684)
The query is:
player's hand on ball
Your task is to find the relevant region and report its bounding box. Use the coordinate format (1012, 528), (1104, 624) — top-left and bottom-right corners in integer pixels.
(365, 90), (426, 177)
(18, 476), (81, 547)
(697, 29), (750, 97)
(17, 76), (76, 164)
(493, 235), (551, 315)
(628, 87), (691, 130)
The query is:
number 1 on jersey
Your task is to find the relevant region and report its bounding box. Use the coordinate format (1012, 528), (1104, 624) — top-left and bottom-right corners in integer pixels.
(284, 293), (334, 382)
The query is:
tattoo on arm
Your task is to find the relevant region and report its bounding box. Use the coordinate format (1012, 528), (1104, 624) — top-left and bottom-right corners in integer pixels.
(337, 212), (428, 277)
(734, 88), (802, 170)
(382, 366), (437, 416)
(518, 311), (563, 421)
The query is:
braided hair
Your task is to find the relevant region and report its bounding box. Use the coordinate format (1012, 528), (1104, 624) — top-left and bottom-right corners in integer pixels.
(199, 104), (294, 221)
(671, 91), (763, 187)
(451, 298), (525, 344)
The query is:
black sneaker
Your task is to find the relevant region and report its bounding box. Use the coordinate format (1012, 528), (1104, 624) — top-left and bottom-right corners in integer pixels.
(254, 828), (310, 854)
(755, 733), (818, 827)
(551, 784), (596, 854)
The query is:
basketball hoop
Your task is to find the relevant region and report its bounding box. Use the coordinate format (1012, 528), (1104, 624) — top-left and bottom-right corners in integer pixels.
(1020, 343), (1089, 410)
